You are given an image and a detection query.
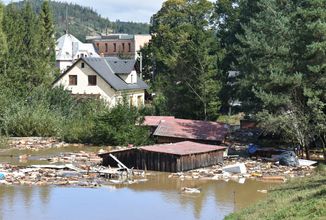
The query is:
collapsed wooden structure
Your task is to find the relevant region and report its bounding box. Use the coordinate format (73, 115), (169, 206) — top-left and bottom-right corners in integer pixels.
(99, 141), (226, 172)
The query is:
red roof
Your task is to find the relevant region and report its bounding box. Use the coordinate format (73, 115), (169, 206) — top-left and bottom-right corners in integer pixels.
(143, 116), (175, 126)
(140, 141), (226, 156)
(153, 118), (229, 142)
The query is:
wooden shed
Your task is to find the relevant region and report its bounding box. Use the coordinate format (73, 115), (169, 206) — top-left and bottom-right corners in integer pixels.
(99, 141), (226, 172)
(143, 116), (229, 145)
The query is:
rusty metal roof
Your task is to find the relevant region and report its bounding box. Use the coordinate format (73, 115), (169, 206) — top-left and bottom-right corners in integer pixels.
(140, 141), (226, 156)
(153, 118), (229, 142)
(143, 116), (175, 126)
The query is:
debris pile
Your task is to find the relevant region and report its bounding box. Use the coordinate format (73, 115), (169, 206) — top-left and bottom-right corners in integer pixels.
(0, 151), (147, 187)
(46, 151), (103, 164)
(8, 137), (73, 150)
(169, 157), (316, 183)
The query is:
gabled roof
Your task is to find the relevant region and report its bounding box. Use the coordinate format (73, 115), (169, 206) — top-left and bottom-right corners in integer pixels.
(140, 141), (226, 156)
(56, 34), (99, 61)
(53, 57), (148, 91)
(105, 57), (137, 74)
(153, 118), (229, 142)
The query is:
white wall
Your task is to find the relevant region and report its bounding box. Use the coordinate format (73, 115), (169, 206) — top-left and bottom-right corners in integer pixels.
(119, 70), (138, 84)
(54, 60), (145, 108)
(56, 60), (73, 72)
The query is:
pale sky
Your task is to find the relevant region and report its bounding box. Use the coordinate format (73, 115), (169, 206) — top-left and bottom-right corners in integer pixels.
(3, 0), (166, 23)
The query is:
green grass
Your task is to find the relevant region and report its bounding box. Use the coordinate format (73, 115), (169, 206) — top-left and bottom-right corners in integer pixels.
(225, 166), (326, 220)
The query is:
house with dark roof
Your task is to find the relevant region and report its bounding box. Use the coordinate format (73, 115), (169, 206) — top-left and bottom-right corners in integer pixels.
(53, 57), (148, 107)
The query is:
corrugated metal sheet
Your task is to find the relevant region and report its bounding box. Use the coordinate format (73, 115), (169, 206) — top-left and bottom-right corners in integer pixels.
(153, 118), (229, 142)
(143, 116), (175, 127)
(140, 141), (226, 156)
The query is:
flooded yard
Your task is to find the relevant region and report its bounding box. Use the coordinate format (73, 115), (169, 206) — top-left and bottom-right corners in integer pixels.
(0, 146), (276, 220)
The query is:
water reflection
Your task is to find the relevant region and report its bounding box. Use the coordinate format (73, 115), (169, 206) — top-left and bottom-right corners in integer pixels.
(0, 146), (276, 219)
(0, 174), (275, 220)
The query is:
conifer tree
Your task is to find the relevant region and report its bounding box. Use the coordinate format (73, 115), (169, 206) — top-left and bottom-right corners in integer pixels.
(235, 0), (326, 159)
(0, 2), (7, 69)
(39, 0), (55, 64)
(291, 0), (326, 159)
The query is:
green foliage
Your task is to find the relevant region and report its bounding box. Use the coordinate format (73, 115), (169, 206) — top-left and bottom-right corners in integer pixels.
(39, 0), (55, 64)
(228, 0), (326, 159)
(2, 101), (63, 137)
(147, 0), (223, 120)
(92, 103), (151, 146)
(0, 2), (7, 64)
(2, 1), (55, 95)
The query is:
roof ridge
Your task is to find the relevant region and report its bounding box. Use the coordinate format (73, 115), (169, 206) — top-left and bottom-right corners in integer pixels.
(103, 58), (115, 75)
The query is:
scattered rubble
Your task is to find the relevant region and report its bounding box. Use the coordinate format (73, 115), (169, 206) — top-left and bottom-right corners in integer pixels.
(169, 157), (316, 183)
(257, 189), (268, 193)
(0, 151), (148, 188)
(8, 137), (71, 150)
(181, 187), (201, 194)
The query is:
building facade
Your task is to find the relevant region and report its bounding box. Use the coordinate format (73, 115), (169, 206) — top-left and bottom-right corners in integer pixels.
(86, 34), (151, 59)
(53, 57), (148, 107)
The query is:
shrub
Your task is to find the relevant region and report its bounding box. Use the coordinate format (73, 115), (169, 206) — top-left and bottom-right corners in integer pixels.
(92, 103), (152, 146)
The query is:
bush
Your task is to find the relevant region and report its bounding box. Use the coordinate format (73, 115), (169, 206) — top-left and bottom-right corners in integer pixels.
(2, 102), (63, 137)
(92, 103), (152, 146)
(0, 85), (152, 146)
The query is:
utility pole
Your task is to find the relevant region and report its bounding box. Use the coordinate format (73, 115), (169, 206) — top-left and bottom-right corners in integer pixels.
(65, 6), (69, 34)
(139, 52), (143, 79)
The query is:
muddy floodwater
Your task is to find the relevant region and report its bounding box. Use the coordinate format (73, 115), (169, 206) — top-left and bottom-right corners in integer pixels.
(0, 147), (277, 220)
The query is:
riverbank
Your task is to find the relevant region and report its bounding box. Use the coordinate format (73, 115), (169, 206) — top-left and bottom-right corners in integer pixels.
(225, 165), (326, 220)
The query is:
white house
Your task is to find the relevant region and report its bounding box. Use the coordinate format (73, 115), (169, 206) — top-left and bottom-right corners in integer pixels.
(53, 57), (148, 107)
(55, 34), (100, 72)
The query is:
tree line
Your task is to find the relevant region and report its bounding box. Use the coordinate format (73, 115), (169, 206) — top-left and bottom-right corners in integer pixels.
(142, 0), (326, 159)
(0, 1), (150, 147)
(11, 0), (150, 41)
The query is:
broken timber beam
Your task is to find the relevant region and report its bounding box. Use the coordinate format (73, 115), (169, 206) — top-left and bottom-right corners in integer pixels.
(109, 153), (131, 174)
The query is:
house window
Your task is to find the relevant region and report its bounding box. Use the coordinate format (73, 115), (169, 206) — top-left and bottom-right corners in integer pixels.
(128, 43), (131, 52)
(122, 43), (125, 51)
(113, 43), (116, 52)
(105, 43), (108, 52)
(69, 75), (77, 86)
(88, 75), (97, 86)
(81, 62), (85, 68)
(130, 74), (133, 83)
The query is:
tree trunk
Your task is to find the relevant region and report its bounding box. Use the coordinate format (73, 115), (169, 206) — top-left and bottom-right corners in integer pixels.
(304, 145), (310, 160)
(321, 136), (326, 162)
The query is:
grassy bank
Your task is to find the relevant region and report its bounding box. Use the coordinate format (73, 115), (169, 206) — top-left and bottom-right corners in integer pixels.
(225, 165), (326, 220)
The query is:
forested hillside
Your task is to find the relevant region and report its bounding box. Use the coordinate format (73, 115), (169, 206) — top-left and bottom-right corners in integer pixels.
(10, 0), (150, 41)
